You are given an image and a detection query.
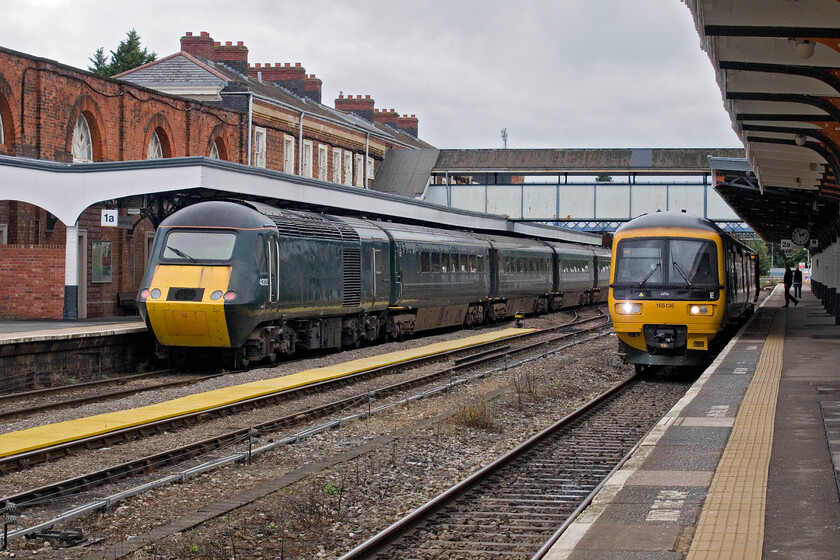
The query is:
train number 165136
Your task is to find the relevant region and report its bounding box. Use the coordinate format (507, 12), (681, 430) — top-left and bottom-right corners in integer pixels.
(656, 302), (675, 308)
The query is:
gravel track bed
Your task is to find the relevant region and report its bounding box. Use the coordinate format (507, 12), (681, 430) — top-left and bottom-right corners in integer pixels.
(2, 311), (627, 559)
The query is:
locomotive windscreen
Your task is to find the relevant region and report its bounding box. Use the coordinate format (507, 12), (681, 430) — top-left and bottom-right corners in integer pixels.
(615, 238), (717, 287)
(162, 231), (237, 262)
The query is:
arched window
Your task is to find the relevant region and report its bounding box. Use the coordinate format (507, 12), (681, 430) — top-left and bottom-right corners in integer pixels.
(209, 141), (220, 159)
(147, 130), (163, 160)
(72, 114), (93, 163)
(0, 111), (4, 144)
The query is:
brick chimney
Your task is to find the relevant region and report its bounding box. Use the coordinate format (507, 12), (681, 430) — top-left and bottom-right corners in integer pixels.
(304, 74), (322, 103)
(374, 108), (400, 128)
(180, 31), (215, 60)
(335, 94), (375, 122)
(249, 62), (307, 97)
(397, 114), (419, 138)
(213, 40), (249, 75)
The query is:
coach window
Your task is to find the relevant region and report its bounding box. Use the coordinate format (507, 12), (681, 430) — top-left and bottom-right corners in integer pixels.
(72, 114), (93, 163)
(476, 255), (485, 272)
(421, 251), (431, 273)
(431, 252), (441, 272)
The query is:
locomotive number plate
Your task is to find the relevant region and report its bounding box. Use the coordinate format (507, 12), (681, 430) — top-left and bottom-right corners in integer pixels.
(656, 302), (675, 308)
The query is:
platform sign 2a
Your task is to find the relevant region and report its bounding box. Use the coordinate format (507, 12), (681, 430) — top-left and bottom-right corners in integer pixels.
(101, 208), (118, 227)
(780, 239), (793, 250)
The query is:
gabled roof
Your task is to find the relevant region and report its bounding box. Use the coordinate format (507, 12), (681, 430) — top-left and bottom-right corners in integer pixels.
(117, 51), (428, 149)
(114, 52), (230, 89)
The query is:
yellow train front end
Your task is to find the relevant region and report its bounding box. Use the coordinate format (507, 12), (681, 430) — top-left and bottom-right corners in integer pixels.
(608, 216), (728, 370)
(140, 264), (234, 348)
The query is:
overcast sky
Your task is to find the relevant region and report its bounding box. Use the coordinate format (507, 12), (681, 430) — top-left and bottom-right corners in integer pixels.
(2, 0), (742, 150)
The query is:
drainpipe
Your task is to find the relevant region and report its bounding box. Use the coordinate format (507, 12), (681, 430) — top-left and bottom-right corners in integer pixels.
(364, 133), (370, 188)
(298, 110), (305, 175)
(247, 92), (253, 166)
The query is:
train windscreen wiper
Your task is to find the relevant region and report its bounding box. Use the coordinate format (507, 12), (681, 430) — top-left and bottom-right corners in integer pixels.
(166, 245), (197, 263)
(639, 262), (661, 287)
(672, 262), (692, 287)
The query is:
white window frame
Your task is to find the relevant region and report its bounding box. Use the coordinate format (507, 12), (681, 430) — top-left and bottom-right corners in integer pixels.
(354, 154), (364, 187)
(209, 140), (220, 159)
(72, 114), (93, 163)
(318, 144), (329, 181)
(367, 156), (375, 182)
(343, 150), (353, 186)
(0, 224), (7, 244)
(0, 112), (4, 144)
(284, 135), (296, 174)
(302, 140), (313, 178)
(253, 126), (267, 168)
(332, 147), (342, 183)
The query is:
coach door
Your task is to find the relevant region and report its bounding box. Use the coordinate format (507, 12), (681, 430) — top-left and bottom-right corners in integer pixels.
(268, 236), (279, 304)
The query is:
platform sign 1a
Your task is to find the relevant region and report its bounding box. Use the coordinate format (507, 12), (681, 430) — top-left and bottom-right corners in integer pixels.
(101, 209), (118, 227)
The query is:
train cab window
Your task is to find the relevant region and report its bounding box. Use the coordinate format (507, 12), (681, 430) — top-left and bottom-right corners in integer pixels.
(421, 251), (431, 273)
(163, 231), (236, 262)
(614, 238), (717, 287)
(255, 235), (267, 274)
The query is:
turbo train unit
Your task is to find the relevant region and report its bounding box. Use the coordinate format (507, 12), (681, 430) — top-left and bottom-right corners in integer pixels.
(138, 200), (610, 366)
(608, 211), (758, 371)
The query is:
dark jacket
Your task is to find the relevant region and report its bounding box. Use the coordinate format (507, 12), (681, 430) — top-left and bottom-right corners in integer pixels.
(784, 268), (793, 287)
(793, 269), (803, 284)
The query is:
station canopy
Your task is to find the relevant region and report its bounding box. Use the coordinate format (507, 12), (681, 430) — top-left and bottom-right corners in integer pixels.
(686, 0), (840, 247)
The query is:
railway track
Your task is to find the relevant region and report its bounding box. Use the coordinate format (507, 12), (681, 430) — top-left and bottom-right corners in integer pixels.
(0, 314), (612, 513)
(338, 374), (688, 560)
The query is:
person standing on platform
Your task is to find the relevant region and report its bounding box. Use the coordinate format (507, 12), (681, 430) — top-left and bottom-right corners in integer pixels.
(783, 262), (799, 307)
(793, 265), (803, 298)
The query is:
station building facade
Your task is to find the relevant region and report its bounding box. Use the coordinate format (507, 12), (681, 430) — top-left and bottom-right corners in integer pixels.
(0, 31), (431, 320)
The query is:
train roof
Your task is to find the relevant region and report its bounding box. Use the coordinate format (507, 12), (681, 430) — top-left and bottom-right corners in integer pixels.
(615, 211), (724, 235)
(159, 200), (273, 229)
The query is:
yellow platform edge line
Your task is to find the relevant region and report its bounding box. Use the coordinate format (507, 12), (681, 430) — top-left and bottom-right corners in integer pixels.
(0, 327), (535, 458)
(686, 310), (785, 560)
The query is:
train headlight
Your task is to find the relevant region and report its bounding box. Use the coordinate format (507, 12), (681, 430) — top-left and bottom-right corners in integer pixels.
(210, 290), (224, 301)
(150, 288), (161, 299)
(617, 302), (642, 315)
(690, 305), (710, 315)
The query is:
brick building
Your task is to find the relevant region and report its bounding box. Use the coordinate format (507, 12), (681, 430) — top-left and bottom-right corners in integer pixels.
(0, 32), (432, 320)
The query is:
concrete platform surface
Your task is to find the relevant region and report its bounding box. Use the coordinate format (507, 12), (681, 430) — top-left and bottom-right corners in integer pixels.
(545, 286), (840, 560)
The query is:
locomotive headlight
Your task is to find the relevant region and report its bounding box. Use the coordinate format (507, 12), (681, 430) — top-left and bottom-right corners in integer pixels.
(690, 305), (710, 315)
(210, 290), (224, 301)
(617, 302), (642, 315)
(150, 288), (161, 299)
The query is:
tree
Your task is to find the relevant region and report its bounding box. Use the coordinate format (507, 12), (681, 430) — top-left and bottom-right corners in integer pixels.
(88, 29), (156, 77)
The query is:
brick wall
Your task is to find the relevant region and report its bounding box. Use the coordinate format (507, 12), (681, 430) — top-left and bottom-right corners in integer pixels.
(0, 245), (65, 319)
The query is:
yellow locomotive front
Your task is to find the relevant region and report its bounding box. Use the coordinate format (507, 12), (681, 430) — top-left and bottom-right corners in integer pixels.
(609, 216), (726, 370)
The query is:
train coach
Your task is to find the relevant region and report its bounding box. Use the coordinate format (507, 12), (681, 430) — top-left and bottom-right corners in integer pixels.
(608, 211), (758, 371)
(137, 200), (608, 366)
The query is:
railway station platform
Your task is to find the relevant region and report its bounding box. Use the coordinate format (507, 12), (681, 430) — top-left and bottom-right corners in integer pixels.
(0, 317), (151, 392)
(545, 285), (840, 560)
